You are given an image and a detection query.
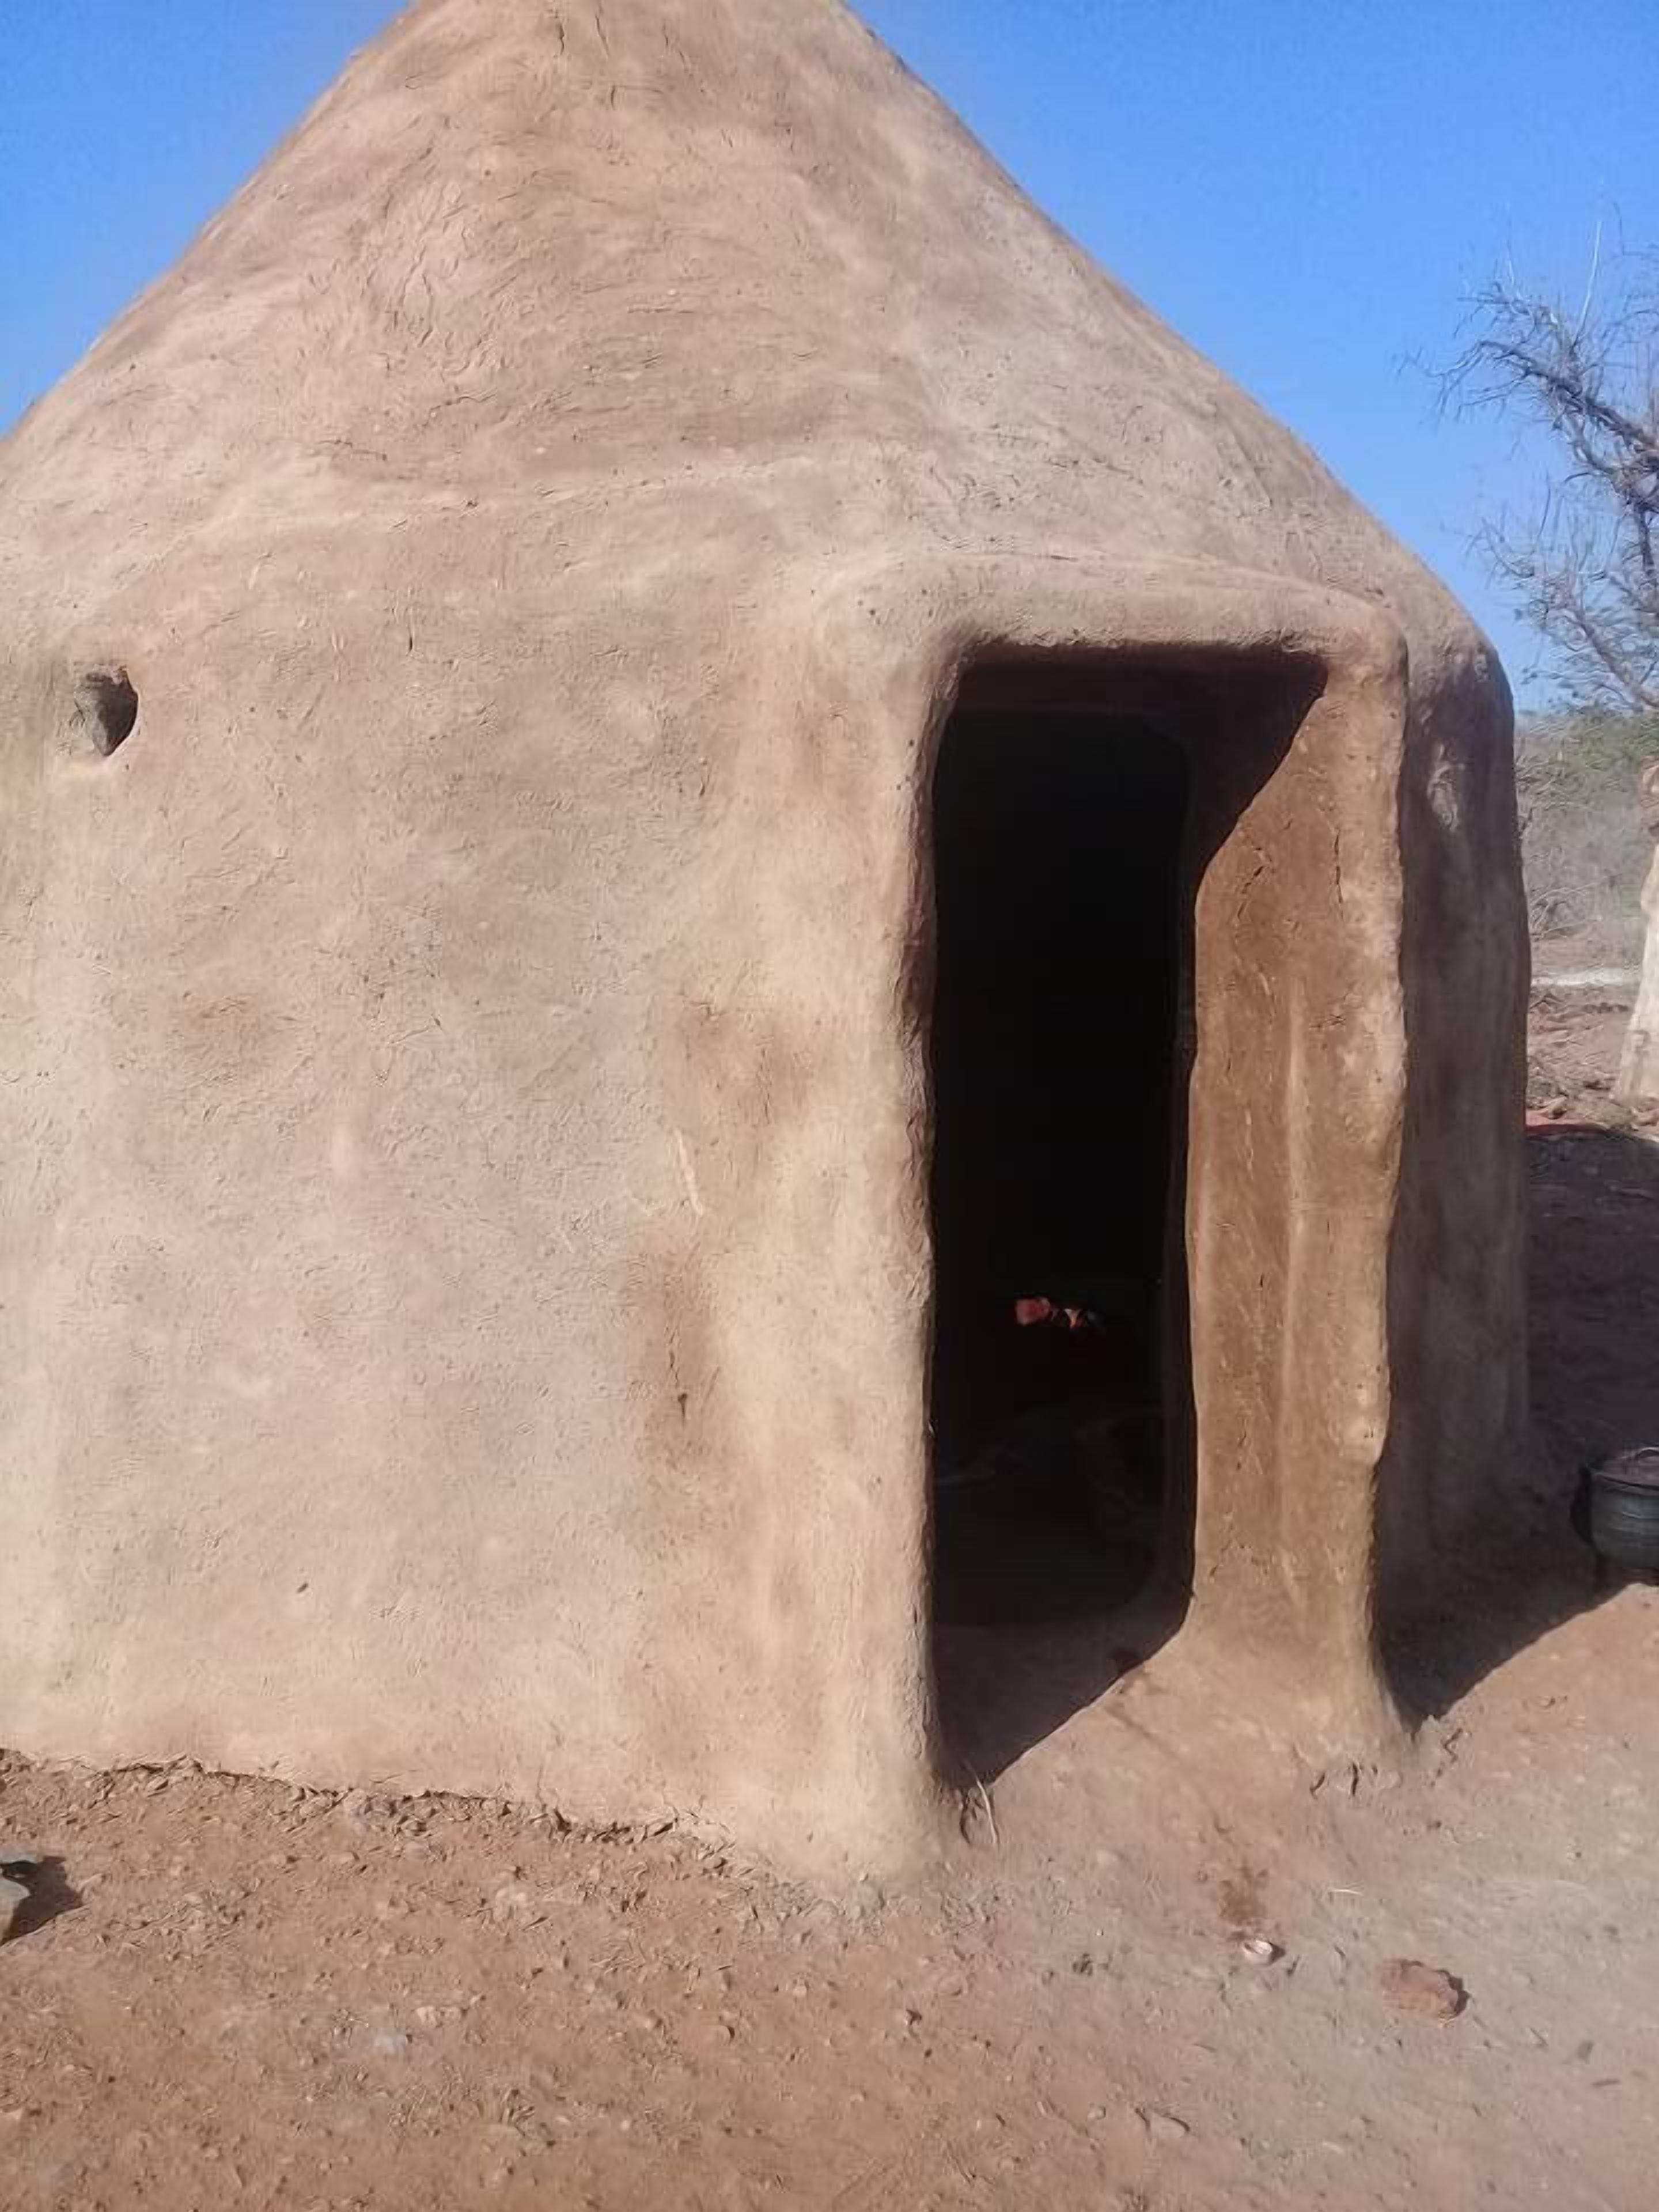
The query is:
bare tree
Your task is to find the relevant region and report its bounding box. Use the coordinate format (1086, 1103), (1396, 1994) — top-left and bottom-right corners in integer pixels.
(1440, 239), (1658, 712)
(1440, 241), (1659, 1100)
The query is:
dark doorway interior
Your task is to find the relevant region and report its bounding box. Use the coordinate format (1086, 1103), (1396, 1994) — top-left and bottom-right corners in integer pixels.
(928, 695), (1190, 1771)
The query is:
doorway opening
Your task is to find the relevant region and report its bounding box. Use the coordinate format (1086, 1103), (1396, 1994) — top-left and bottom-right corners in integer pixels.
(927, 675), (1191, 1772)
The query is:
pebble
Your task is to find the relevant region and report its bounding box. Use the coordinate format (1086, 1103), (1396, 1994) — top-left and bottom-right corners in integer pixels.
(1378, 1958), (1467, 2020)
(1138, 2107), (1191, 2144)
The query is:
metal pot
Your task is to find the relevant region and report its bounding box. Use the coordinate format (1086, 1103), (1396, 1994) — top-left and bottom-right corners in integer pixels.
(1573, 1449), (1659, 1584)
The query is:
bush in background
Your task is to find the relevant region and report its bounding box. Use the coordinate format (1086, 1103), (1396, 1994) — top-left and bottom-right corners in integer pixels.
(1516, 710), (1659, 967)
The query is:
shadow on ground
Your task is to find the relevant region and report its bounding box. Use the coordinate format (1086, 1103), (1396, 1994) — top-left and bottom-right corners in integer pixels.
(5, 1855), (82, 1942)
(1388, 1124), (1659, 1715)
(931, 1465), (1184, 1783)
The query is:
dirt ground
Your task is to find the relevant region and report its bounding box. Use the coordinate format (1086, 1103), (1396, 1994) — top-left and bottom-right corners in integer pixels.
(5, 994), (1659, 2211)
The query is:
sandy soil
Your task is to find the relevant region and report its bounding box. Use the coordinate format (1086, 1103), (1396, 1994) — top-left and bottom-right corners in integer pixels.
(5, 1003), (1659, 2211)
(1527, 986), (1645, 1127)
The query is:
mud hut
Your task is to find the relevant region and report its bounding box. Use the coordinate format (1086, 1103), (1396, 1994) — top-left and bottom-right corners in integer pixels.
(0, 0), (1525, 1869)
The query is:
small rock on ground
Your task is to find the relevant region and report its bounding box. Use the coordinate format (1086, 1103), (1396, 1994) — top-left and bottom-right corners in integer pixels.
(1378, 1959), (1467, 2020)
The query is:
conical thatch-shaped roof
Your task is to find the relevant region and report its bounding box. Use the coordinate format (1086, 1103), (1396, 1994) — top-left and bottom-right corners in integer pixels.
(7, 0), (1460, 649)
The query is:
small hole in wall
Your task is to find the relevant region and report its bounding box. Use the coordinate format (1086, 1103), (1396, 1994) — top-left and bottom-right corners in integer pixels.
(71, 668), (139, 757)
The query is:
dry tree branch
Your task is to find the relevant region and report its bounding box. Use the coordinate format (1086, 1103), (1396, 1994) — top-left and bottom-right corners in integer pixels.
(1436, 238), (1659, 713)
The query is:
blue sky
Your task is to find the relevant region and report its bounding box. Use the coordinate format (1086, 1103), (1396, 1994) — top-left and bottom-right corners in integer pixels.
(3, 1), (1653, 702)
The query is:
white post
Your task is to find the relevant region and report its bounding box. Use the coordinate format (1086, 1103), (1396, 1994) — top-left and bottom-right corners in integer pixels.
(1615, 766), (1659, 1104)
